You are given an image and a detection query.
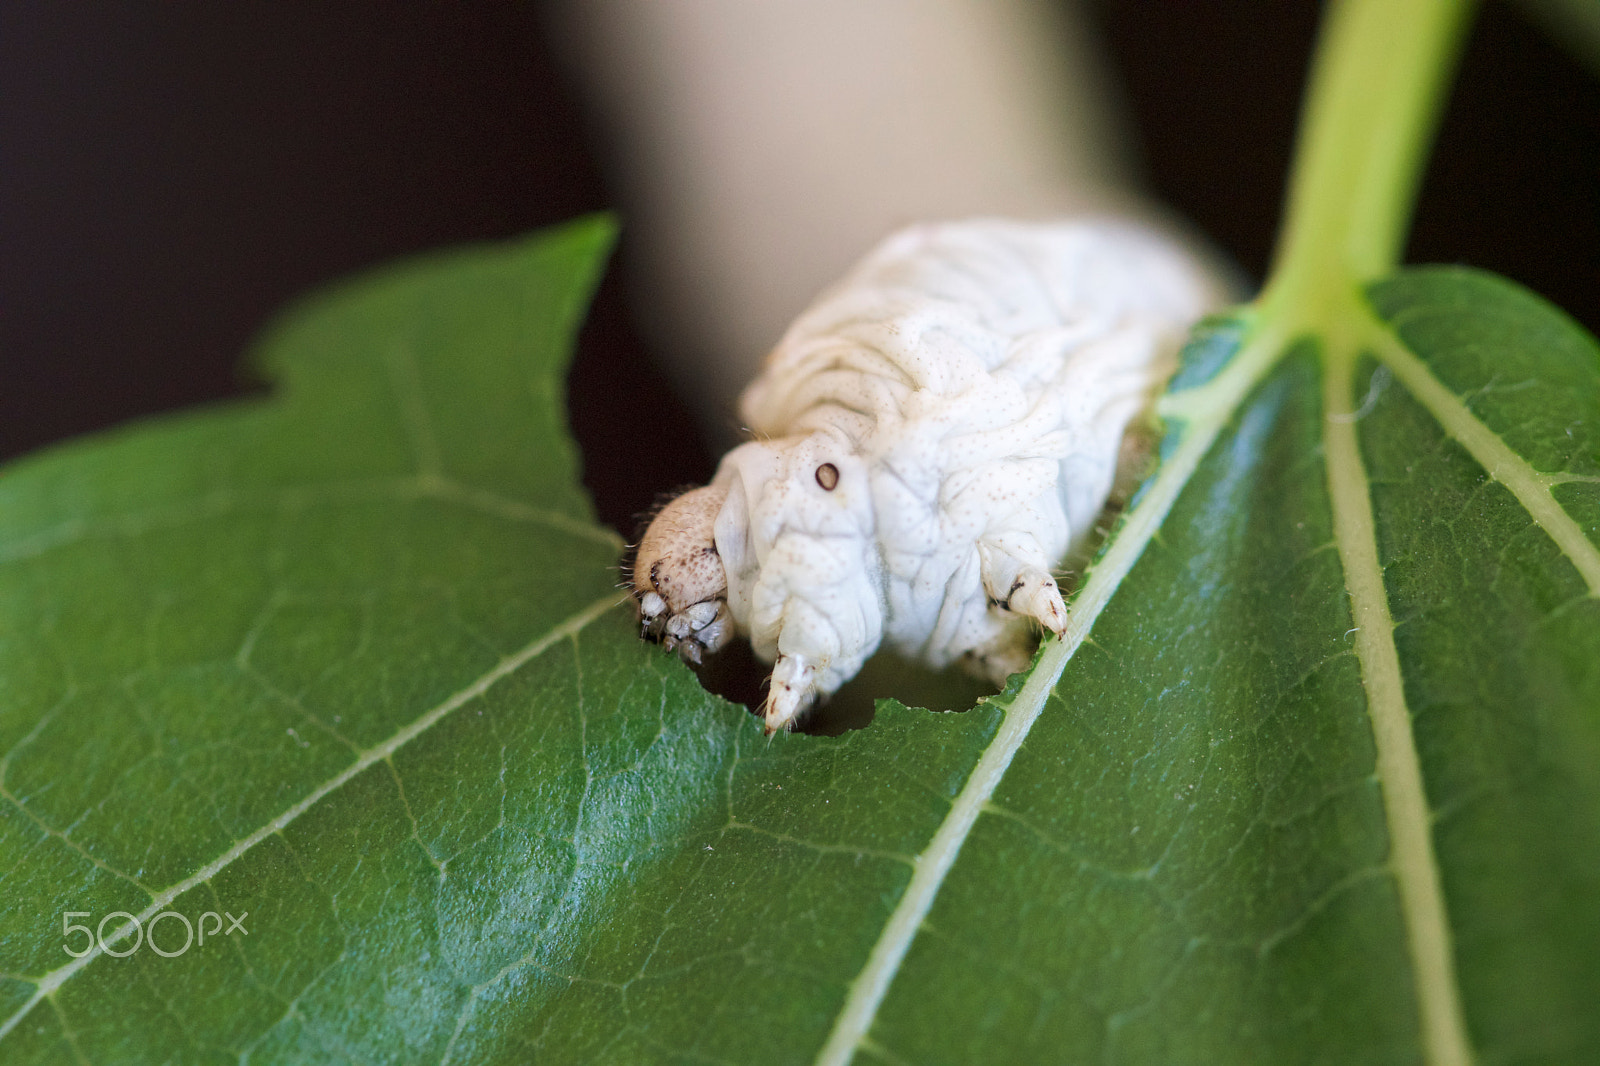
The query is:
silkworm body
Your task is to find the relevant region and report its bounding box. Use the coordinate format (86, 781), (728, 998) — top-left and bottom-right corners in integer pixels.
(633, 218), (1224, 731)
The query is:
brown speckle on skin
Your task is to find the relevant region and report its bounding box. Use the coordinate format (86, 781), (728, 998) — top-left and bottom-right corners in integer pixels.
(632, 483), (730, 614)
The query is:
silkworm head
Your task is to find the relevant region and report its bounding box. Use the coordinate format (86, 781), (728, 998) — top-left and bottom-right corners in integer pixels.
(632, 483), (729, 634)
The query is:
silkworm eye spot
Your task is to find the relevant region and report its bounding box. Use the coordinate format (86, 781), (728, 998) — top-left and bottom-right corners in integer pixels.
(815, 463), (839, 491)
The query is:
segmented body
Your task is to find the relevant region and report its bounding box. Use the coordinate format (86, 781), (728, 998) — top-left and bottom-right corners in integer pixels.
(634, 218), (1223, 731)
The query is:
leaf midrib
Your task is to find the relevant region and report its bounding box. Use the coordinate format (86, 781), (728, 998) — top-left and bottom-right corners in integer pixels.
(1323, 327), (1472, 1066)
(1344, 292), (1600, 1062)
(815, 291), (1578, 1063)
(812, 323), (1285, 1066)
(0, 591), (625, 1044)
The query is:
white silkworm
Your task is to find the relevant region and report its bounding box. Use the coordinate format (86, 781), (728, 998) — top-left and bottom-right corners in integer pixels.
(633, 218), (1225, 732)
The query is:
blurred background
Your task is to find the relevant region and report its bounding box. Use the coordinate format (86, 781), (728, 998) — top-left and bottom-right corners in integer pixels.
(3, 0), (1597, 536)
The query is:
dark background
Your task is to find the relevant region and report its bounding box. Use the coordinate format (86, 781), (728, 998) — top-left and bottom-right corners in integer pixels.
(3, 0), (1597, 537)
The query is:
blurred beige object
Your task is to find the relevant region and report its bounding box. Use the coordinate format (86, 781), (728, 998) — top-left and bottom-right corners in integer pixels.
(549, 0), (1146, 443)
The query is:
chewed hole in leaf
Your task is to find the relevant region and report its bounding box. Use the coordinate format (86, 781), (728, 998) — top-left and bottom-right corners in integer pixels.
(573, 268), (996, 735)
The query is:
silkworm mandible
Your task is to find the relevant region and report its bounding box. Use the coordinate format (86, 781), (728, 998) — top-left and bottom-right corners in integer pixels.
(632, 218), (1225, 733)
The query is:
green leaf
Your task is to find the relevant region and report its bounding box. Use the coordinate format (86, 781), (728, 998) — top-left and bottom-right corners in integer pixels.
(825, 271), (1600, 1065)
(0, 216), (1006, 1064)
(802, 2), (1599, 1058)
(9, 226), (1596, 1066)
(5, 3), (1599, 1065)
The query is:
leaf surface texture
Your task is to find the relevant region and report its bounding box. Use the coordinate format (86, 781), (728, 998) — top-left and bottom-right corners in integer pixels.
(0, 225), (1595, 1064)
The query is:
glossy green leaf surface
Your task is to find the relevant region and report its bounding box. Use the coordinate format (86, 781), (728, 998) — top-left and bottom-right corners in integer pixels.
(843, 271), (1600, 1065)
(4, 209), (1597, 1065)
(0, 220), (1016, 1065)
(1360, 271), (1600, 1057)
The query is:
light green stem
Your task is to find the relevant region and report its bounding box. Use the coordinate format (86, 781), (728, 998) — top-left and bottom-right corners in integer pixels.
(1263, 3), (1479, 1064)
(1262, 0), (1474, 330)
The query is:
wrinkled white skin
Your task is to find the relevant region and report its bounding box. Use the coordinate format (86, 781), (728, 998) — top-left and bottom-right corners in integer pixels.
(636, 218), (1225, 732)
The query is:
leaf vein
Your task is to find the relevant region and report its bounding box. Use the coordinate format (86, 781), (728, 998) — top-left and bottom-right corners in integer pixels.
(0, 781), (153, 895)
(811, 322), (1282, 1066)
(0, 477), (619, 566)
(0, 592), (624, 1046)
(1368, 318), (1600, 597)
(381, 341), (445, 481)
(1323, 339), (1473, 1066)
